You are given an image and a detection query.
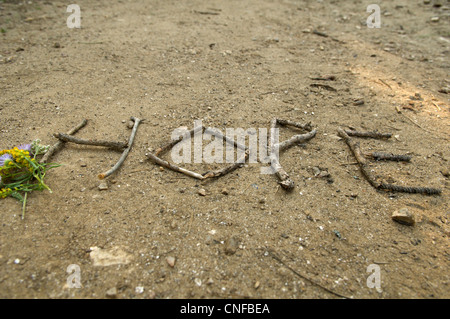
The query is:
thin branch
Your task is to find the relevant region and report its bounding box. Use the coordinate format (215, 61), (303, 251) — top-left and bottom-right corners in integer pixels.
(40, 119), (88, 163)
(269, 118), (295, 190)
(146, 151), (205, 180)
(276, 119), (313, 132)
(98, 117), (142, 179)
(203, 150), (249, 178)
(277, 129), (317, 152)
(344, 129), (392, 139)
(54, 133), (127, 151)
(367, 152), (412, 162)
(267, 249), (350, 299)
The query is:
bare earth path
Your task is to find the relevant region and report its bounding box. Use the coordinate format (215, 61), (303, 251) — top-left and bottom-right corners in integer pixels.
(0, 0), (449, 299)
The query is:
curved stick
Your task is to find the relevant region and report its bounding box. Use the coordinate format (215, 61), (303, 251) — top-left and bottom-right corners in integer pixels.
(146, 151), (205, 180)
(98, 117), (141, 179)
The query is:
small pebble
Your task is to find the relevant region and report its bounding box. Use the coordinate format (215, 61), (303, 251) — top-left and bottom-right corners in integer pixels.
(98, 182), (108, 191)
(224, 236), (239, 255)
(194, 278), (202, 286)
(127, 121), (134, 129)
(221, 188), (229, 195)
(392, 208), (415, 226)
(198, 189), (206, 196)
(106, 287), (117, 298)
(135, 286), (144, 294)
(166, 256), (176, 268)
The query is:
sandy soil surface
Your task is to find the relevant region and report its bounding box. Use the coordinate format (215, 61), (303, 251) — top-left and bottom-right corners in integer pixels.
(0, 0), (449, 299)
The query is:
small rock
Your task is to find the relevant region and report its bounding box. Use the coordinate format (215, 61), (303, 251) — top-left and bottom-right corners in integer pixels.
(438, 87), (450, 94)
(312, 166), (321, 176)
(127, 121), (134, 129)
(166, 256), (176, 268)
(221, 188), (229, 195)
(198, 189), (206, 196)
(392, 208), (415, 226)
(440, 169), (449, 177)
(98, 182), (108, 191)
(169, 220), (178, 230)
(194, 278), (202, 286)
(259, 197), (266, 204)
(431, 16), (440, 22)
(135, 286), (144, 294)
(254, 281), (260, 289)
(106, 287), (117, 299)
(80, 163), (87, 167)
(224, 236), (239, 255)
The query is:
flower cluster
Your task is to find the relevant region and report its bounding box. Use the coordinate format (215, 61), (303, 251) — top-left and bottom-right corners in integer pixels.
(0, 140), (59, 203)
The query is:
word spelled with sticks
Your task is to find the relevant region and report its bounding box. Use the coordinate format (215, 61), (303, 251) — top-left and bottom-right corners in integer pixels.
(43, 117), (442, 196)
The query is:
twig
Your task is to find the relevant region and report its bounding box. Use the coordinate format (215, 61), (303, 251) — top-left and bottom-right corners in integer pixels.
(40, 119), (88, 163)
(269, 119), (294, 190)
(310, 83), (337, 92)
(193, 10), (220, 15)
(203, 150), (249, 178)
(337, 128), (441, 195)
(312, 30), (344, 43)
(277, 129), (317, 152)
(379, 183), (441, 195)
(378, 79), (392, 90)
(146, 151), (205, 180)
(54, 133), (127, 151)
(312, 30), (329, 38)
(98, 117), (141, 179)
(344, 129), (392, 139)
(276, 119), (313, 132)
(269, 118), (317, 190)
(367, 152), (411, 162)
(267, 249), (350, 299)
(310, 75), (336, 81)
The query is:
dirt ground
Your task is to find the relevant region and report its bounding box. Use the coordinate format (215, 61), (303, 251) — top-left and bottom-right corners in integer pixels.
(0, 0), (449, 300)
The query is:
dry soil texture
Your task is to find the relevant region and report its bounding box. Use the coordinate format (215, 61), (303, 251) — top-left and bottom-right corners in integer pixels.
(0, 0), (449, 299)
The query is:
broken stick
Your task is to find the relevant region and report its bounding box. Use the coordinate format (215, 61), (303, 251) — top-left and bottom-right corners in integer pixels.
(367, 152), (411, 162)
(202, 150), (249, 179)
(146, 151), (205, 180)
(54, 133), (127, 151)
(269, 118), (316, 190)
(40, 119), (88, 163)
(277, 129), (317, 152)
(344, 129), (392, 139)
(98, 117), (142, 179)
